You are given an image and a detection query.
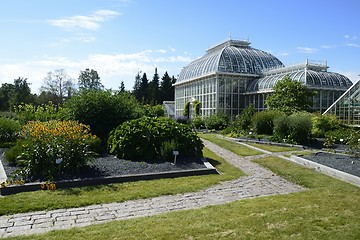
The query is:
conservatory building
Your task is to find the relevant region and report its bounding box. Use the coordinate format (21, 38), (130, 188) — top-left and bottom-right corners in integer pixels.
(174, 39), (353, 117)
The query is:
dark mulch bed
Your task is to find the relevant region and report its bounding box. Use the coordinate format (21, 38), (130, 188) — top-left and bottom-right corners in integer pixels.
(0, 148), (207, 183)
(302, 152), (360, 178)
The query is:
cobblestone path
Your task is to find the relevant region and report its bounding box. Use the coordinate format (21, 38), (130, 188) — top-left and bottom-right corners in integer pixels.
(0, 139), (304, 238)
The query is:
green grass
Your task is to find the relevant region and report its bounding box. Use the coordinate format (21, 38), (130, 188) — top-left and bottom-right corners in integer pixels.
(10, 155), (360, 240)
(0, 147), (245, 216)
(247, 142), (300, 152)
(199, 133), (263, 156)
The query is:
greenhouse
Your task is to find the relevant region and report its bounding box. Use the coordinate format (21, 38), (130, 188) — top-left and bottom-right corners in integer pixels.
(324, 79), (360, 126)
(174, 39), (353, 117)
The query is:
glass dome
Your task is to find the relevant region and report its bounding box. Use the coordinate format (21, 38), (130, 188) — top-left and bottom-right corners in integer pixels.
(247, 69), (353, 92)
(177, 40), (284, 83)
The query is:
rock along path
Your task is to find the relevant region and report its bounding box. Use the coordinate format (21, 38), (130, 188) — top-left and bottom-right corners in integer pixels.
(0, 139), (304, 238)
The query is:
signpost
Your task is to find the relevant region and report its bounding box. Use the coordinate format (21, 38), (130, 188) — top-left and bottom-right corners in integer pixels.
(172, 150), (179, 165)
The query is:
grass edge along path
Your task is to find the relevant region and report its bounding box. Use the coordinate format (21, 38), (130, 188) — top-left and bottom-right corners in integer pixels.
(0, 147), (245, 216)
(8, 155), (360, 239)
(199, 133), (263, 156)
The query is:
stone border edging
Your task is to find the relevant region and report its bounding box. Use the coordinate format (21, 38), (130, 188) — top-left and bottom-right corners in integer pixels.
(291, 155), (360, 187)
(0, 159), (219, 196)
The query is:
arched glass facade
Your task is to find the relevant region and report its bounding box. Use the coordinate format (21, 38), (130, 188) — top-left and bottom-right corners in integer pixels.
(174, 40), (353, 117)
(324, 79), (360, 126)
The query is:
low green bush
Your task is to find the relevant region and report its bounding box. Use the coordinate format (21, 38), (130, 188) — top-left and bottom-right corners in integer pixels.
(252, 110), (280, 135)
(288, 112), (312, 144)
(0, 117), (21, 144)
(192, 116), (205, 129)
(16, 103), (71, 124)
(272, 112), (312, 144)
(311, 114), (342, 138)
(204, 113), (228, 130)
(108, 117), (203, 162)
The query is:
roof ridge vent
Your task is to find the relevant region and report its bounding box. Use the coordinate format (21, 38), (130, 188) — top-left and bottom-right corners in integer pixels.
(207, 39), (250, 54)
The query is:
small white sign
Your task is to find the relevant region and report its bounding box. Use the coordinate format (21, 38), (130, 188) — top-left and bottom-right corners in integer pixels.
(55, 158), (63, 164)
(173, 151), (179, 156)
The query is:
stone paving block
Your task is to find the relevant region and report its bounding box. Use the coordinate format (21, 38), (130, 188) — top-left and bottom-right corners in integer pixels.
(6, 224), (32, 233)
(31, 221), (54, 229)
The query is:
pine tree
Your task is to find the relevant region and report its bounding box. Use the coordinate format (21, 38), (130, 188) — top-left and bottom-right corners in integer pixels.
(148, 68), (160, 105)
(139, 72), (149, 103)
(133, 72), (142, 100)
(119, 81), (126, 92)
(160, 71), (174, 102)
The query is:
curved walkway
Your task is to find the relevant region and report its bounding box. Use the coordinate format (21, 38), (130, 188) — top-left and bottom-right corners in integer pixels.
(0, 140), (304, 238)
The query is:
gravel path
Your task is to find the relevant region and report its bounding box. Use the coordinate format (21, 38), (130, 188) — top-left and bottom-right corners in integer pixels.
(0, 140), (304, 238)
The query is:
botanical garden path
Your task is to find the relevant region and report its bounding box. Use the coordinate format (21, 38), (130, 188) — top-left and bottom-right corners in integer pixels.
(0, 139), (304, 238)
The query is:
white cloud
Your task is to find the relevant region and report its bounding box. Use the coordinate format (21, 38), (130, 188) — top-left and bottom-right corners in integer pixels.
(344, 35), (357, 40)
(321, 45), (336, 49)
(0, 49), (192, 93)
(169, 46), (176, 52)
(297, 47), (318, 54)
(347, 43), (360, 48)
(48, 10), (120, 31)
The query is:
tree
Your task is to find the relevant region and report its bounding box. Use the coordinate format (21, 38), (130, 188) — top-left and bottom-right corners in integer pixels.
(139, 72), (149, 103)
(78, 68), (104, 91)
(40, 69), (75, 104)
(0, 78), (34, 111)
(119, 81), (126, 92)
(148, 68), (160, 105)
(265, 76), (314, 115)
(133, 72), (142, 100)
(9, 77), (34, 111)
(160, 71), (174, 102)
(0, 83), (15, 111)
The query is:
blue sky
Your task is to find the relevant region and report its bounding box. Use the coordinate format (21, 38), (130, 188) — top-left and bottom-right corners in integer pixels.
(0, 0), (359, 93)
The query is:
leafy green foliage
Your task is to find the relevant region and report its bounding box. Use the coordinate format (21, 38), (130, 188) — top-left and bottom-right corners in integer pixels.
(237, 104), (256, 131)
(78, 68), (104, 91)
(272, 112), (312, 144)
(266, 76), (315, 115)
(252, 110), (280, 135)
(65, 90), (143, 142)
(16, 103), (71, 124)
(183, 101), (190, 117)
(204, 113), (228, 130)
(108, 117), (203, 162)
(0, 117), (21, 144)
(311, 114), (342, 138)
(192, 116), (205, 129)
(142, 104), (164, 117)
(10, 120), (97, 181)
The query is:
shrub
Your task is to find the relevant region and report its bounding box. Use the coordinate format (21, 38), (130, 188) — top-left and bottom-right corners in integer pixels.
(204, 113), (228, 130)
(272, 112), (312, 144)
(311, 114), (342, 138)
(325, 127), (354, 145)
(143, 104), (165, 117)
(0, 117), (21, 144)
(192, 116), (205, 129)
(272, 115), (290, 142)
(16, 103), (71, 124)
(108, 117), (203, 162)
(288, 112), (312, 144)
(252, 110), (280, 135)
(65, 90), (144, 143)
(10, 120), (97, 180)
(236, 104), (256, 131)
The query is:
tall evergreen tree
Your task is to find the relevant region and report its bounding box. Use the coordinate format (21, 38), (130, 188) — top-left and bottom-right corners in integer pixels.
(119, 81), (126, 92)
(133, 72), (141, 100)
(160, 71), (175, 102)
(148, 68), (160, 105)
(139, 72), (149, 103)
(10, 77), (34, 111)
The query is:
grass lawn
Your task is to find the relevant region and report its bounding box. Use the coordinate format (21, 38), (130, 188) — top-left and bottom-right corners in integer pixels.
(246, 142), (300, 152)
(199, 133), (263, 156)
(0, 147), (245, 216)
(9, 155), (360, 239)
